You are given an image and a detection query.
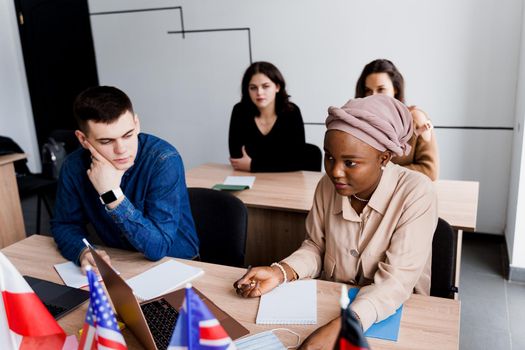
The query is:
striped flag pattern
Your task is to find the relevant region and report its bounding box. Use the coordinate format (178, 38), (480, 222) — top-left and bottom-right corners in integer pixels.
(78, 268), (127, 350)
(168, 285), (236, 350)
(0, 252), (66, 350)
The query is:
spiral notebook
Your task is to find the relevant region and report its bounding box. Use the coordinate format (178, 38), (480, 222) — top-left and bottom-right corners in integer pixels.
(256, 280), (317, 325)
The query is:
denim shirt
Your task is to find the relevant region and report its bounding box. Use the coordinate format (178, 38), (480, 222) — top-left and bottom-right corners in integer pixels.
(51, 133), (199, 264)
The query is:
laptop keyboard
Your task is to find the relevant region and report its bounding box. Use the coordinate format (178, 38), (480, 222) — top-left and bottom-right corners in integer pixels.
(141, 298), (179, 350)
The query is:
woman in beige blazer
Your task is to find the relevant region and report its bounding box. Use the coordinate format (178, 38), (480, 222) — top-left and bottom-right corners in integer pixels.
(234, 94), (438, 350)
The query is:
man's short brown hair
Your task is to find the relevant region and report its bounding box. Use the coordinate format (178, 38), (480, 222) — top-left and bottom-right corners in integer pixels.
(73, 86), (134, 132)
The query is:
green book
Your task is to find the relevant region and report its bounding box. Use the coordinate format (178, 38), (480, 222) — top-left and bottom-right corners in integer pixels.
(212, 176), (256, 191)
(212, 184), (250, 191)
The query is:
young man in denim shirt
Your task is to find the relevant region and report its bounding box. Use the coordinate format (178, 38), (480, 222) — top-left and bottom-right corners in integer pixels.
(51, 86), (199, 273)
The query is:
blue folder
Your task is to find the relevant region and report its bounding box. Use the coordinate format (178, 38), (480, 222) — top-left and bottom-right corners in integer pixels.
(349, 288), (403, 341)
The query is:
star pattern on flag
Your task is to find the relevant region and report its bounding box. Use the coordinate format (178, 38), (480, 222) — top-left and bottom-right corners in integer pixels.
(79, 269), (127, 350)
(86, 280), (118, 330)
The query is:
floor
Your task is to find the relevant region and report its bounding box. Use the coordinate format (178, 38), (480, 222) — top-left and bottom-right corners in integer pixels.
(20, 196), (525, 349)
(460, 233), (525, 350)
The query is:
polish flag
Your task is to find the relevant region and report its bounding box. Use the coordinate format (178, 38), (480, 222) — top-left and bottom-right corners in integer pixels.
(0, 252), (66, 349)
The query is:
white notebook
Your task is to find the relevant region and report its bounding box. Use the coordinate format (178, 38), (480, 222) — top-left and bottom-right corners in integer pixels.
(256, 280), (317, 325)
(126, 259), (204, 301)
(54, 261), (103, 288)
(223, 176), (256, 189)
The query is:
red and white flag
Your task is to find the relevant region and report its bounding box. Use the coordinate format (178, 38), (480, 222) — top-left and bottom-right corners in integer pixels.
(0, 252), (66, 349)
(78, 267), (127, 350)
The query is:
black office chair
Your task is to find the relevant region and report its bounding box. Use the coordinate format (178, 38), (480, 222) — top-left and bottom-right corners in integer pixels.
(431, 218), (459, 299)
(0, 136), (57, 234)
(188, 187), (248, 267)
(302, 143), (322, 172)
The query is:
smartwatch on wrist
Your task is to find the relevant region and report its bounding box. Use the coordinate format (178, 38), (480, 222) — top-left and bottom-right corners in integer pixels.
(99, 187), (124, 205)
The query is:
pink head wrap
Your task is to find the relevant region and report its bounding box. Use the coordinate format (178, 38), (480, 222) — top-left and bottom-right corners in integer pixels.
(325, 95), (413, 157)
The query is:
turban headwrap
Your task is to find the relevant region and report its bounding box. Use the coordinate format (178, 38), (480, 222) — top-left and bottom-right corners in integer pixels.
(325, 95), (413, 157)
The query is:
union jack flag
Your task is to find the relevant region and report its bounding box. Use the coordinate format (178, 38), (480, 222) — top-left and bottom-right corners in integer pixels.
(78, 267), (127, 350)
(168, 285), (236, 350)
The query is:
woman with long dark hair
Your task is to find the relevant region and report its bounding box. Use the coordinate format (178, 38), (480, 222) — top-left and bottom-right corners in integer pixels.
(228, 61), (306, 172)
(355, 59), (439, 180)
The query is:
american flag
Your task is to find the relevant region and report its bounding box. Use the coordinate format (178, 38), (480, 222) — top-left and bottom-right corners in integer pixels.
(168, 285), (236, 350)
(78, 268), (127, 350)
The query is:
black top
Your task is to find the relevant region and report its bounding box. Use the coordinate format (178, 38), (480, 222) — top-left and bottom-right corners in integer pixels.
(228, 102), (306, 172)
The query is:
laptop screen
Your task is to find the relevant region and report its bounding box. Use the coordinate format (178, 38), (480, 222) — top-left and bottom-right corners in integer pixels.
(23, 275), (90, 320)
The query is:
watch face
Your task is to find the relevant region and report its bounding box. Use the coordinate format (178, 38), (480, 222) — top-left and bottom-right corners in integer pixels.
(101, 190), (118, 204)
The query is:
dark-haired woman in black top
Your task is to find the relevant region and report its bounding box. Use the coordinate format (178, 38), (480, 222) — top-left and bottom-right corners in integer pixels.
(228, 61), (306, 172)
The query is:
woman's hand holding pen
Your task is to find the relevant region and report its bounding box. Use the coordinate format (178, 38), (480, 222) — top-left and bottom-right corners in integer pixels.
(233, 265), (282, 298)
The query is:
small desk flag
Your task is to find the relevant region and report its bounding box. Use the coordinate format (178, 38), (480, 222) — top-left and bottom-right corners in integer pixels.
(334, 285), (369, 350)
(168, 285), (236, 350)
(0, 252), (66, 349)
(78, 267), (127, 350)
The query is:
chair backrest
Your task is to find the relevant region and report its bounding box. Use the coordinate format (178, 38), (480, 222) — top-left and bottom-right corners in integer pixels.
(431, 218), (458, 299)
(49, 129), (80, 155)
(302, 143), (322, 172)
(187, 187), (248, 267)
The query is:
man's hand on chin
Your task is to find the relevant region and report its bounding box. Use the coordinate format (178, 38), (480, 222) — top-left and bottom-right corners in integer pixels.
(83, 140), (125, 195)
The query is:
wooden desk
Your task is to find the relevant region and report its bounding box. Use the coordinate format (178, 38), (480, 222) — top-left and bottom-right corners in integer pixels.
(187, 163), (321, 265)
(433, 180), (479, 292)
(0, 153), (26, 248)
(186, 163), (479, 266)
(1, 235), (460, 350)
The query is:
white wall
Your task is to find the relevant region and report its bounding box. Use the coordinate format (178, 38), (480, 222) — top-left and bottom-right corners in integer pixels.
(506, 0), (525, 272)
(88, 0), (522, 235)
(0, 0), (40, 171)
(0, 0), (521, 235)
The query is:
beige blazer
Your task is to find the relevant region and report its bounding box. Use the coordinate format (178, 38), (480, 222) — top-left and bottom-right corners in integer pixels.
(283, 162), (438, 331)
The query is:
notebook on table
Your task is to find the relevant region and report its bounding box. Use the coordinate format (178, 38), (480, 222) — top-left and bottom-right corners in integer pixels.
(126, 259), (204, 301)
(349, 287), (403, 341)
(256, 280), (317, 325)
(213, 176), (255, 191)
(23, 275), (90, 320)
(54, 261), (102, 288)
(88, 246), (249, 350)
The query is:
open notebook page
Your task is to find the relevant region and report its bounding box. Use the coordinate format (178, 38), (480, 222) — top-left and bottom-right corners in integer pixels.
(256, 280), (317, 325)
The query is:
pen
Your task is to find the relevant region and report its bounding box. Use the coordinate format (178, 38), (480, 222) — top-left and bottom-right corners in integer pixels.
(237, 265), (255, 289)
(81, 238), (96, 270)
(246, 265), (256, 287)
(82, 238), (95, 250)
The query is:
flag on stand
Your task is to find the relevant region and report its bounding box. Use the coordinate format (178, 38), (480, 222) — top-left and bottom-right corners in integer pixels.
(0, 252), (66, 349)
(78, 267), (127, 350)
(334, 285), (370, 350)
(168, 284), (236, 350)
